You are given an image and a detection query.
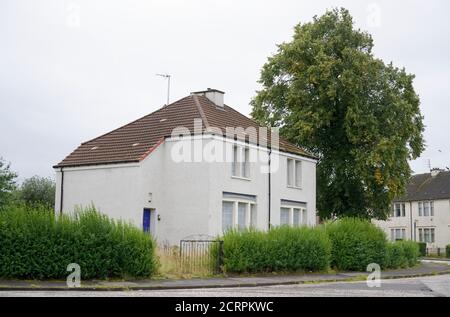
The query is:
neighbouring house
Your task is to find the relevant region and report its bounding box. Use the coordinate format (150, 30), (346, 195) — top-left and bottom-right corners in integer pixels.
(374, 168), (450, 252)
(54, 89), (317, 245)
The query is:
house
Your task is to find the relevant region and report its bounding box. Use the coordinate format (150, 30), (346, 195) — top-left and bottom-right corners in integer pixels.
(54, 89), (317, 245)
(373, 168), (450, 252)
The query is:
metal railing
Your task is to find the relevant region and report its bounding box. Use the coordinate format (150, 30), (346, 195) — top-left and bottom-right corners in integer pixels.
(179, 239), (224, 274)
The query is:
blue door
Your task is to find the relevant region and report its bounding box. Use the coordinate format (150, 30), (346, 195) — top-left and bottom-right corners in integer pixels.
(143, 209), (151, 233)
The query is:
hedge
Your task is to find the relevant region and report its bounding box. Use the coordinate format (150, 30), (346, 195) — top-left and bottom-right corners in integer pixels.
(326, 218), (387, 271)
(417, 242), (427, 257)
(0, 205), (158, 279)
(446, 245), (450, 258)
(221, 226), (331, 273)
(385, 241), (419, 269)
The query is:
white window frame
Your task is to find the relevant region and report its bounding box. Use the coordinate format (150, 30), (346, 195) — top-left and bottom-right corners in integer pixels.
(222, 198), (256, 232)
(232, 145), (250, 179)
(286, 158), (302, 189)
(418, 201), (434, 217)
(418, 227), (435, 243)
(392, 203), (406, 218)
(390, 228), (406, 241)
(280, 205), (307, 227)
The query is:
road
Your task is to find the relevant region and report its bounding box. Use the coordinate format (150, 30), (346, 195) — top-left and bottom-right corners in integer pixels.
(1, 274), (449, 297)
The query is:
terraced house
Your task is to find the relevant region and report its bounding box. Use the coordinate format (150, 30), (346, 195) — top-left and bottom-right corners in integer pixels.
(54, 89), (317, 245)
(374, 168), (450, 252)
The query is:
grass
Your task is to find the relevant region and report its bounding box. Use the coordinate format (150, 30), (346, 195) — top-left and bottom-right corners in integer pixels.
(156, 246), (217, 279)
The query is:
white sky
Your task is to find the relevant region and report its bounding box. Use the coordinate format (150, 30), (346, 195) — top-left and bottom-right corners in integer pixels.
(1, 0), (449, 181)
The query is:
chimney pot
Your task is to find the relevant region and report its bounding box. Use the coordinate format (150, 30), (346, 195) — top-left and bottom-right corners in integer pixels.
(191, 88), (225, 108)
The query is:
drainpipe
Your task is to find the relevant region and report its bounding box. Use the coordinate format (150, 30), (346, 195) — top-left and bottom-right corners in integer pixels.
(410, 201), (413, 240)
(268, 149), (272, 231)
(59, 168), (64, 215)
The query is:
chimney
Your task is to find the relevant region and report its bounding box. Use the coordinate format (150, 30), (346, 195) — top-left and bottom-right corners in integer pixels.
(431, 168), (444, 177)
(191, 88), (225, 108)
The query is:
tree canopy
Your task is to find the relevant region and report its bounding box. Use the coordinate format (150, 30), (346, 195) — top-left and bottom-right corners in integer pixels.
(0, 157), (17, 209)
(20, 176), (55, 208)
(251, 8), (425, 220)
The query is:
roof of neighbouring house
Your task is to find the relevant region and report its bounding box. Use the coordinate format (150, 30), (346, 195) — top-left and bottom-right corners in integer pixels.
(54, 94), (316, 168)
(395, 170), (450, 202)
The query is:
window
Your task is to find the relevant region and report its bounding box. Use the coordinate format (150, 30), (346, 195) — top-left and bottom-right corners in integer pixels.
(287, 159), (294, 186)
(280, 205), (307, 226)
(390, 228), (406, 241)
(393, 203), (406, 217)
(287, 158), (302, 188)
(238, 202), (247, 230)
(419, 228), (435, 243)
(423, 202), (430, 216)
(280, 207), (290, 226)
(232, 145), (250, 178)
(295, 161), (302, 188)
(222, 198), (256, 232)
(302, 209), (308, 225)
(293, 208), (301, 226)
(222, 201), (234, 232)
(418, 201), (433, 217)
(250, 204), (257, 227)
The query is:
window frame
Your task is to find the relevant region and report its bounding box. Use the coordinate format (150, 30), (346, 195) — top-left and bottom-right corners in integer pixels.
(222, 198), (256, 232)
(418, 227), (436, 243)
(231, 145), (251, 180)
(418, 201), (434, 217)
(286, 157), (302, 189)
(280, 205), (307, 227)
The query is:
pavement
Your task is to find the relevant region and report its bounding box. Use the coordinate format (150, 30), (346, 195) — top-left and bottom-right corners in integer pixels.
(3, 274), (449, 297)
(0, 261), (449, 292)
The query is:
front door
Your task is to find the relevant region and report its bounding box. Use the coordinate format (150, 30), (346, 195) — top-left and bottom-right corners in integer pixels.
(143, 208), (151, 233)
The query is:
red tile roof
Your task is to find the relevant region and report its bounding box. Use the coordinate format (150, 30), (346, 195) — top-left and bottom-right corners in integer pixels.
(54, 94), (315, 168)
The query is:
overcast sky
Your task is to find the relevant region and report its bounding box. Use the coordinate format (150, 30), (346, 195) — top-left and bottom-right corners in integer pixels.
(1, 0), (449, 181)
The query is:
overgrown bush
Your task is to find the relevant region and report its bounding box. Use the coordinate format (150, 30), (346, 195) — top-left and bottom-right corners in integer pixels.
(0, 205), (158, 279)
(326, 218), (387, 271)
(384, 241), (419, 269)
(221, 226), (331, 273)
(417, 242), (427, 257)
(446, 245), (450, 258)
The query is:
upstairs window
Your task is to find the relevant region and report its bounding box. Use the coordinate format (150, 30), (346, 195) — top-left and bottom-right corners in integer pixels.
(232, 145), (250, 179)
(287, 158), (302, 188)
(392, 203), (406, 217)
(418, 201), (434, 217)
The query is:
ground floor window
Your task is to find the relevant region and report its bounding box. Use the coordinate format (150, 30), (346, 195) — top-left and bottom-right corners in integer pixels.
(390, 228), (406, 241)
(418, 228), (435, 243)
(279, 205), (307, 227)
(222, 199), (257, 232)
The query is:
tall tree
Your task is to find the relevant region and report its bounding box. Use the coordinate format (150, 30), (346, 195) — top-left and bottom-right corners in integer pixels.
(251, 8), (424, 220)
(0, 157), (17, 209)
(20, 176), (56, 208)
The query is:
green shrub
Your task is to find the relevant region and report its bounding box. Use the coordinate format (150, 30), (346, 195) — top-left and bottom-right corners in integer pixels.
(446, 245), (450, 258)
(221, 226), (331, 273)
(0, 205), (158, 279)
(385, 242), (408, 268)
(417, 242), (427, 257)
(326, 218), (387, 271)
(384, 241), (419, 269)
(399, 241), (420, 267)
